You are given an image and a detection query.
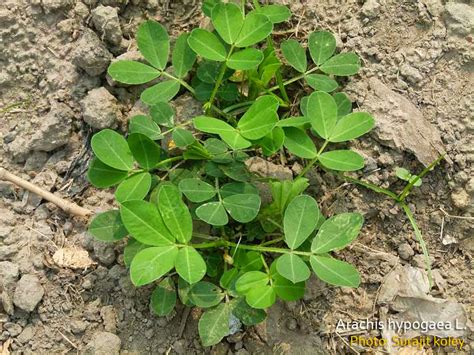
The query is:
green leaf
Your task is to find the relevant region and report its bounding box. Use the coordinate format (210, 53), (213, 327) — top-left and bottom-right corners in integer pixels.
(130, 245), (178, 286)
(88, 210), (128, 242)
(189, 281), (225, 308)
(227, 48), (264, 70)
(188, 29), (227, 61)
(198, 303), (231, 347)
(269, 178), (309, 215)
(245, 285), (276, 309)
(140, 80), (180, 105)
(197, 61), (221, 83)
(137, 21), (169, 70)
(276, 254), (310, 283)
(220, 162), (250, 182)
(196, 202), (228, 226)
(175, 246), (207, 284)
(220, 182), (258, 199)
(120, 200), (174, 246)
(179, 178), (216, 202)
(87, 158), (128, 188)
(306, 91), (338, 139)
(172, 128), (195, 147)
(318, 150), (365, 171)
(115, 172), (152, 203)
(91, 129), (134, 171)
(310, 255), (360, 287)
(409, 175), (422, 187)
(202, 0), (221, 17)
(150, 277), (176, 316)
(172, 33), (196, 78)
(235, 13), (272, 47)
(223, 194), (261, 223)
(283, 195), (320, 249)
(259, 126), (284, 156)
(238, 96), (279, 140)
(193, 116), (234, 135)
(255, 4), (291, 24)
(220, 130), (251, 150)
(281, 39), (307, 73)
(283, 127), (317, 159)
(232, 298), (266, 326)
(108, 60), (160, 84)
(217, 82), (239, 102)
(156, 183), (192, 243)
(220, 268), (240, 291)
(127, 133), (161, 170)
(211, 2), (244, 45)
(329, 112), (375, 142)
(333, 92), (352, 117)
(395, 167), (411, 181)
(178, 277), (195, 306)
(123, 238), (147, 267)
(305, 74), (338, 92)
(150, 102), (174, 127)
(235, 251), (263, 272)
(312, 213), (363, 253)
(129, 115), (162, 140)
(235, 271), (268, 295)
(272, 272), (305, 301)
(308, 31), (336, 65)
(276, 116), (310, 129)
(320, 52), (360, 76)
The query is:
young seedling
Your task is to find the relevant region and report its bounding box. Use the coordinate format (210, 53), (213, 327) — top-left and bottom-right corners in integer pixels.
(88, 1), (379, 346)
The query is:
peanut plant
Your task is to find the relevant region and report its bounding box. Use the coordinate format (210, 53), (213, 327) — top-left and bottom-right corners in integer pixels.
(87, 1), (377, 346)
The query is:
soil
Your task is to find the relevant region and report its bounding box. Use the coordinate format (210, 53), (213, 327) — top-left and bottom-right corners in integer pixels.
(0, 0), (472, 354)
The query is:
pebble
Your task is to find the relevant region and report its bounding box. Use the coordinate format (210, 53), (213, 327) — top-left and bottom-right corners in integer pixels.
(70, 319), (88, 334)
(286, 318), (298, 331)
(91, 5), (123, 46)
(72, 28), (112, 76)
(397, 243), (415, 260)
(86, 331), (121, 354)
(451, 189), (470, 210)
(16, 326), (35, 343)
(80, 87), (122, 129)
(4, 322), (22, 337)
(0, 261), (19, 287)
(13, 274), (44, 312)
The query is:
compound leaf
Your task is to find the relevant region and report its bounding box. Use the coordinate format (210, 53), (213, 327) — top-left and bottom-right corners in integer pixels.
(310, 255), (360, 287)
(137, 21), (169, 70)
(227, 48), (264, 70)
(150, 277), (176, 316)
(235, 271), (269, 295)
(129, 115), (162, 140)
(115, 172), (152, 203)
(308, 31), (336, 65)
(189, 281), (225, 308)
(223, 193), (261, 223)
(141, 80), (180, 105)
(320, 52), (360, 76)
(306, 91), (338, 139)
(91, 129), (134, 171)
(175, 246), (207, 284)
(329, 112), (375, 142)
(283, 127), (317, 159)
(211, 2), (244, 45)
(238, 96), (279, 140)
(127, 133), (161, 170)
(130, 245), (178, 286)
(108, 60), (161, 84)
(305, 74), (338, 92)
(172, 33), (196, 78)
(281, 39), (307, 73)
(89, 210), (128, 242)
(235, 13), (272, 47)
(318, 150), (365, 171)
(196, 202), (228, 226)
(178, 178), (216, 203)
(199, 303), (231, 347)
(312, 213), (363, 253)
(87, 158), (128, 188)
(276, 254), (310, 283)
(283, 195), (320, 249)
(120, 200), (174, 246)
(188, 29), (227, 61)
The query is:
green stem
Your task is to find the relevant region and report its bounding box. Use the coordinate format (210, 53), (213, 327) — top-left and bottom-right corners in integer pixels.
(189, 240), (312, 256)
(297, 140), (329, 178)
(207, 46), (235, 112)
(223, 101), (254, 114)
(154, 156), (183, 169)
(398, 154), (445, 202)
(268, 67), (319, 92)
(260, 237), (283, 247)
(340, 175), (399, 200)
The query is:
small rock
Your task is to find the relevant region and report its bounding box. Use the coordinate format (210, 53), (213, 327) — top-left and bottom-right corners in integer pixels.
(0, 261), (20, 287)
(16, 326), (35, 343)
(361, 0), (381, 18)
(24, 151), (48, 172)
(451, 189), (470, 210)
(13, 274), (44, 312)
(245, 157), (293, 180)
(93, 241), (116, 265)
(81, 87), (121, 129)
(100, 305), (117, 333)
(30, 102), (74, 152)
(399, 64), (423, 84)
(4, 322), (22, 337)
(172, 94), (203, 125)
(41, 0), (70, 12)
(91, 6), (123, 46)
(72, 29), (113, 76)
(444, 3), (474, 36)
(397, 243), (415, 260)
(286, 318), (298, 331)
(1, 290), (14, 315)
(86, 331), (121, 354)
(70, 319), (88, 334)
(0, 245), (18, 260)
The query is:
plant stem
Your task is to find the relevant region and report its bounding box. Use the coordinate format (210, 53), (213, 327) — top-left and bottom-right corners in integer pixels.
(223, 101), (254, 114)
(154, 156), (183, 169)
(297, 140), (329, 178)
(188, 240), (313, 256)
(268, 67), (319, 92)
(207, 46), (235, 112)
(340, 174), (399, 200)
(260, 237), (283, 246)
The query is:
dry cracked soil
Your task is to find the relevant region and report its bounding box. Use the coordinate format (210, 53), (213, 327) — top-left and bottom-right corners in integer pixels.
(0, 0), (473, 354)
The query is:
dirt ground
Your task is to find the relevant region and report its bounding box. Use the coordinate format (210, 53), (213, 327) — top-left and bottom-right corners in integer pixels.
(0, 0), (472, 354)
